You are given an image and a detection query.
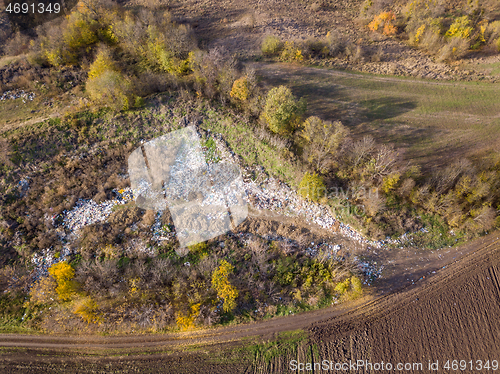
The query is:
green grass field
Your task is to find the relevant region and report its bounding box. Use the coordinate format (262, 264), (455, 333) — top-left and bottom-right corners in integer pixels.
(256, 63), (500, 170)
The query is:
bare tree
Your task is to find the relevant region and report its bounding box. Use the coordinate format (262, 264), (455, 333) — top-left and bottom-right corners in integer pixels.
(299, 116), (349, 173)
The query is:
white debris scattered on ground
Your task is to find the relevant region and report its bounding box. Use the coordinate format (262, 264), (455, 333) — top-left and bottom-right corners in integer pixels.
(0, 90), (36, 103)
(209, 131), (383, 249)
(243, 178), (382, 248)
(61, 188), (133, 234)
(31, 246), (72, 280)
(18, 177), (30, 197)
(354, 256), (384, 286)
(151, 211), (175, 243)
(36, 128), (387, 282)
(123, 238), (155, 257)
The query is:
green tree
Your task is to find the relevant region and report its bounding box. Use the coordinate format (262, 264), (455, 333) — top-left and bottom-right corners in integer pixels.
(263, 86), (306, 136)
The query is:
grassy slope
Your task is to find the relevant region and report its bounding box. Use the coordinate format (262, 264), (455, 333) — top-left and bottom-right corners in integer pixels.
(256, 63), (500, 170)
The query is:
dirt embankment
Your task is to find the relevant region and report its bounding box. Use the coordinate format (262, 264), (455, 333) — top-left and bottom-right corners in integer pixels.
(162, 0), (498, 81)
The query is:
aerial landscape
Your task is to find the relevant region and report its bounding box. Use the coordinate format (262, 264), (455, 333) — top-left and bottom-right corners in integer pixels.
(0, 0), (500, 372)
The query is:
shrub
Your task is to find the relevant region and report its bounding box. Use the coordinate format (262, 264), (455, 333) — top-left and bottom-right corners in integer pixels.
(473, 206), (496, 231)
(323, 31), (347, 57)
(298, 172), (326, 202)
(230, 76), (249, 102)
(261, 35), (283, 56)
(176, 302), (201, 330)
(4, 32), (31, 56)
(403, 0), (444, 20)
(48, 261), (78, 301)
(350, 276), (363, 298)
(445, 16), (473, 39)
(362, 190), (386, 217)
(73, 296), (101, 324)
(86, 48), (135, 111)
(360, 0), (374, 17)
(189, 47), (238, 100)
(142, 25), (193, 75)
(334, 276), (363, 299)
(88, 47), (116, 79)
(29, 275), (58, 305)
(382, 173), (401, 194)
(412, 24), (427, 45)
(63, 12), (99, 53)
(211, 260), (238, 313)
(262, 86), (306, 136)
(39, 2), (118, 67)
(437, 37), (470, 62)
(334, 278), (350, 294)
(486, 21), (500, 46)
(368, 11), (397, 36)
(279, 41), (304, 62)
(299, 116), (348, 173)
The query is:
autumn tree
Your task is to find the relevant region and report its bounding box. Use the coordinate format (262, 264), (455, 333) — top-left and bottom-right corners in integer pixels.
(86, 47), (135, 111)
(298, 172), (326, 202)
(263, 86), (306, 136)
(48, 261), (78, 301)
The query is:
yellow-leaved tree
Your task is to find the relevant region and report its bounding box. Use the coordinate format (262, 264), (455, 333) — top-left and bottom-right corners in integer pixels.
(230, 76), (249, 102)
(211, 260), (238, 313)
(86, 47), (136, 111)
(298, 172), (326, 202)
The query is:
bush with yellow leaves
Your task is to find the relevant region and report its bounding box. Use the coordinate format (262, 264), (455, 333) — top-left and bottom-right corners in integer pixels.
(334, 275), (363, 300)
(85, 47), (136, 111)
(382, 173), (401, 194)
(298, 172), (326, 202)
(445, 16), (473, 39)
(73, 296), (101, 324)
(211, 260), (238, 313)
(47, 261), (78, 302)
(230, 76), (249, 102)
(176, 302), (201, 330)
(279, 41), (304, 62)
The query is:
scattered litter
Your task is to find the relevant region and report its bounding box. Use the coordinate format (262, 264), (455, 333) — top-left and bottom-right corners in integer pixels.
(0, 90), (36, 103)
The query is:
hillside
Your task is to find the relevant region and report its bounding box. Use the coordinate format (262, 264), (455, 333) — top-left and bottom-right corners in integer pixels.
(0, 0), (500, 371)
